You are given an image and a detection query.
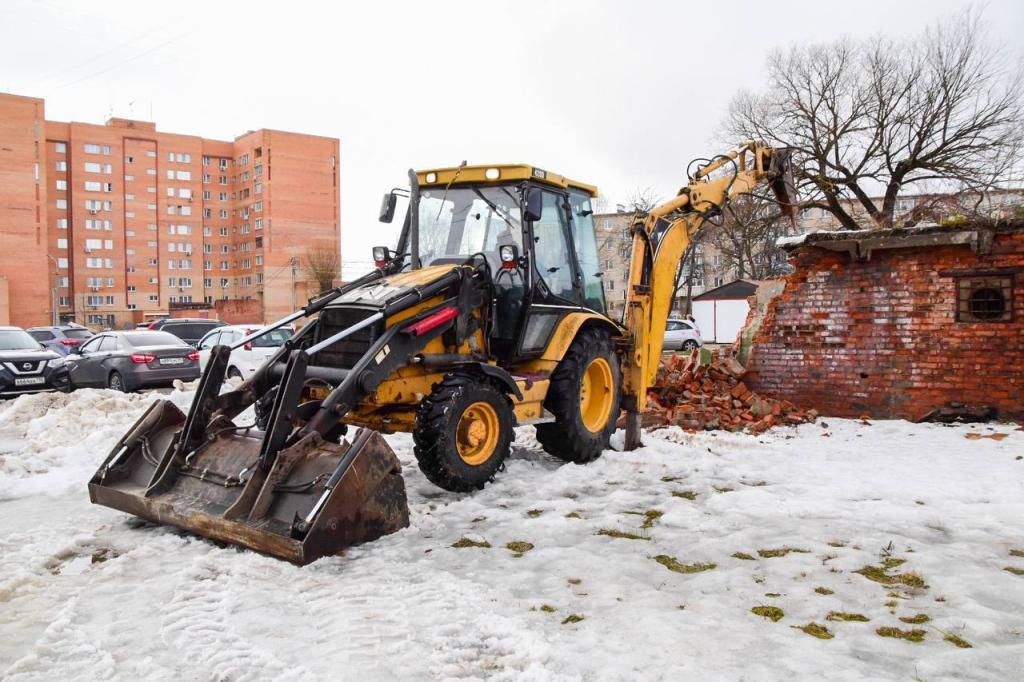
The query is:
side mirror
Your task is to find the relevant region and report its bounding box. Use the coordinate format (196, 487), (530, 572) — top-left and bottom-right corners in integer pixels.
(524, 187), (544, 222)
(379, 192), (397, 223)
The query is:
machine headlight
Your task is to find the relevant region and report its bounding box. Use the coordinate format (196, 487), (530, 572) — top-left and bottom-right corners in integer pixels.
(47, 357), (65, 369)
(425, 172), (437, 184)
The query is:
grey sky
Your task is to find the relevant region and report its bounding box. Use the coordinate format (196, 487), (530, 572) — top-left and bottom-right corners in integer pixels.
(2, 0), (1021, 279)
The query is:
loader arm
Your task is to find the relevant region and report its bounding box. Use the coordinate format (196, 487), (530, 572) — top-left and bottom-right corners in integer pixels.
(620, 143), (796, 449)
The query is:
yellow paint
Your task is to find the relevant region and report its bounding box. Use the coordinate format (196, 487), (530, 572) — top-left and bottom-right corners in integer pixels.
(416, 164), (597, 197)
(456, 401), (500, 465)
(579, 357), (614, 433)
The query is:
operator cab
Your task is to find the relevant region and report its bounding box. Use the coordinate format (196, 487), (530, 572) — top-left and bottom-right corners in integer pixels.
(379, 164), (609, 362)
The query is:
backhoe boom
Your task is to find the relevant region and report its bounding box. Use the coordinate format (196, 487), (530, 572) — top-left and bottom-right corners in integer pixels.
(620, 143), (796, 449)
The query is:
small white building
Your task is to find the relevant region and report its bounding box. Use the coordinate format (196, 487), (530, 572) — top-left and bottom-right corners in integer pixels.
(691, 279), (762, 343)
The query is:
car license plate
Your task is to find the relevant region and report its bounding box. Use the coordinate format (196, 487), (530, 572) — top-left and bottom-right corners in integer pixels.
(159, 357), (185, 365)
(14, 376), (46, 386)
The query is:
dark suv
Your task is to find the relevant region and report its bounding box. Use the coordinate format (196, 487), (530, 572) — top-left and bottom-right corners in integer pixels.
(147, 318), (226, 347)
(26, 324), (95, 356)
(0, 326), (71, 398)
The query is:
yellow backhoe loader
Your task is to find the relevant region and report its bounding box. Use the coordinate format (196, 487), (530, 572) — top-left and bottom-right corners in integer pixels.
(88, 143), (795, 564)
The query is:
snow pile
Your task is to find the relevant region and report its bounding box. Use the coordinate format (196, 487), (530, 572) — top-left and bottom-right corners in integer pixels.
(0, 387), (196, 502)
(1, 390), (1022, 680)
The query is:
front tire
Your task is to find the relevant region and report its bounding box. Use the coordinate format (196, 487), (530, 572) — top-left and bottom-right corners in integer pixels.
(413, 373), (514, 492)
(682, 340), (699, 352)
(536, 328), (621, 463)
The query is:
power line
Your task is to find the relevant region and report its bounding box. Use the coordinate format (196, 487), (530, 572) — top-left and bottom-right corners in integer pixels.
(57, 33), (188, 89)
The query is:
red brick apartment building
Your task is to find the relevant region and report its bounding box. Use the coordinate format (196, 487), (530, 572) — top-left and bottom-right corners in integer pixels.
(0, 92), (339, 329)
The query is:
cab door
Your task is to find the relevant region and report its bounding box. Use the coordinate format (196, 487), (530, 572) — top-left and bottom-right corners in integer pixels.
(516, 188), (584, 356)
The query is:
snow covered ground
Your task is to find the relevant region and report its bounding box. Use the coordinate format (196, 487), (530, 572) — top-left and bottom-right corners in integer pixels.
(1, 388), (1022, 681)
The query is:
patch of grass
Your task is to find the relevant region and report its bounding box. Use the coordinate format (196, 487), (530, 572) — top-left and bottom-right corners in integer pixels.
(899, 614), (930, 624)
(561, 614), (584, 625)
(564, 512), (581, 519)
(757, 547), (810, 559)
(1004, 566), (1024, 576)
(826, 611), (870, 622)
(540, 604), (556, 613)
(742, 480), (767, 487)
(732, 552), (755, 561)
(828, 541), (847, 548)
(1009, 549), (1024, 558)
(794, 622), (833, 640)
(886, 591), (909, 600)
(876, 626), (926, 643)
(567, 578), (581, 585)
(661, 476), (682, 482)
(943, 633), (972, 648)
(814, 587), (834, 595)
(638, 510), (663, 529)
(713, 486), (734, 493)
(764, 592), (782, 598)
(506, 541), (534, 557)
(471, 516), (486, 523)
(751, 606), (785, 622)
(882, 557), (906, 570)
(596, 528), (649, 541)
(526, 509), (544, 518)
(885, 600), (899, 609)
(671, 490), (697, 500)
(855, 564), (927, 588)
(653, 555), (717, 574)
(451, 537), (490, 549)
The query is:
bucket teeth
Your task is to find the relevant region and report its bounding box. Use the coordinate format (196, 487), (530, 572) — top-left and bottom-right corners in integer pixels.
(88, 404), (409, 565)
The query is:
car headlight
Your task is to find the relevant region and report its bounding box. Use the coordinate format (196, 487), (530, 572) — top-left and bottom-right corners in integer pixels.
(47, 357), (65, 369)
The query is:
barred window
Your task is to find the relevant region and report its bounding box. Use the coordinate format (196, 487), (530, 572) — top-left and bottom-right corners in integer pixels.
(957, 275), (1013, 323)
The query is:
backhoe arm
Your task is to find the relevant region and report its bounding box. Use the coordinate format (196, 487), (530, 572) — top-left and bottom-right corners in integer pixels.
(620, 143), (795, 449)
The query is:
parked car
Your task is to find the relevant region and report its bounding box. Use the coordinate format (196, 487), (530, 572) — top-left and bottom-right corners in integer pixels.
(663, 318), (703, 352)
(197, 325), (294, 380)
(26, 324), (94, 356)
(0, 326), (71, 398)
(146, 317), (226, 347)
(65, 330), (201, 392)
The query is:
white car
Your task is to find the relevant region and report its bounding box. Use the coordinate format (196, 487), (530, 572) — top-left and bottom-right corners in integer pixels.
(663, 318), (702, 352)
(197, 324), (293, 380)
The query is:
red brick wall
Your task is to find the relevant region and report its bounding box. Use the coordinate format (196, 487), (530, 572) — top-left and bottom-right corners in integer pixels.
(743, 231), (1024, 421)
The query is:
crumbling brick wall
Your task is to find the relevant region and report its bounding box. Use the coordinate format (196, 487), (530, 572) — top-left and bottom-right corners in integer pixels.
(743, 231), (1024, 421)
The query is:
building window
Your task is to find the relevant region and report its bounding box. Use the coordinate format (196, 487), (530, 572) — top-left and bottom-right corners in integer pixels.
(55, 142), (67, 154)
(957, 275), (1014, 323)
(56, 199), (67, 209)
(56, 160), (67, 172)
(57, 238), (68, 249)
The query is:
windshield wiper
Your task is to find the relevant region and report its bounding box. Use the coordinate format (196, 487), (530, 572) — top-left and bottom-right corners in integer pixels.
(471, 188), (517, 231)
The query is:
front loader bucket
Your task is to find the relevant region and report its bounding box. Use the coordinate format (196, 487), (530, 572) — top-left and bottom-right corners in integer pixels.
(88, 400), (409, 565)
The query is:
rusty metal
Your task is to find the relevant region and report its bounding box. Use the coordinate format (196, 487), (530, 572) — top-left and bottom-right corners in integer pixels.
(88, 400), (409, 565)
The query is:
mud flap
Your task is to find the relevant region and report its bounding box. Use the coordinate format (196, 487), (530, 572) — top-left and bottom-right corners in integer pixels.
(88, 400), (409, 565)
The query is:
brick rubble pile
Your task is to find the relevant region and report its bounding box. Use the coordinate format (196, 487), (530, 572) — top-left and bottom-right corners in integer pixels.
(646, 349), (817, 434)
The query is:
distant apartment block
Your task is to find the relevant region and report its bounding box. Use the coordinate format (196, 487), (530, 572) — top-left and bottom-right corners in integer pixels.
(0, 92), (339, 329)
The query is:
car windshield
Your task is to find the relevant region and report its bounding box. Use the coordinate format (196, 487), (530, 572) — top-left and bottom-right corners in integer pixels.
(63, 328), (93, 339)
(126, 332), (186, 347)
(0, 330), (42, 351)
(250, 328), (292, 348)
(417, 186), (523, 270)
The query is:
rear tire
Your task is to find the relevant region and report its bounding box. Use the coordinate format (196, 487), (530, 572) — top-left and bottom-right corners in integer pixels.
(107, 371), (126, 392)
(536, 328), (621, 463)
(682, 340), (699, 352)
(413, 373), (514, 492)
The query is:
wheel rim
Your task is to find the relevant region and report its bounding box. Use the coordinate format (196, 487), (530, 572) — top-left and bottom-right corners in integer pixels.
(110, 374), (122, 390)
(579, 357), (614, 433)
(456, 401), (500, 466)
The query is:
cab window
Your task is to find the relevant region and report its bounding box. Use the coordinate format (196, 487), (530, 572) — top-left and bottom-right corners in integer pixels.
(199, 331), (221, 350)
(568, 190), (606, 313)
(532, 191), (577, 303)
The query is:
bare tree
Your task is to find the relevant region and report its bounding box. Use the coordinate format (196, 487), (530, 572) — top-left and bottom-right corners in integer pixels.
(708, 195), (793, 280)
(304, 245), (340, 293)
(724, 8), (1023, 230)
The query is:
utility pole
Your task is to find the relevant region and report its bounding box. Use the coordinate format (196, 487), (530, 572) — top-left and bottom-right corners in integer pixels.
(290, 257), (298, 312)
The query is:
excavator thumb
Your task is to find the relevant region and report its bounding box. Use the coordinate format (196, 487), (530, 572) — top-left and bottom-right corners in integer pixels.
(87, 398), (409, 565)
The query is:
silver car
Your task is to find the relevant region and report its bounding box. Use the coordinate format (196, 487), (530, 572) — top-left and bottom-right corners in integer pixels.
(663, 318), (702, 351)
